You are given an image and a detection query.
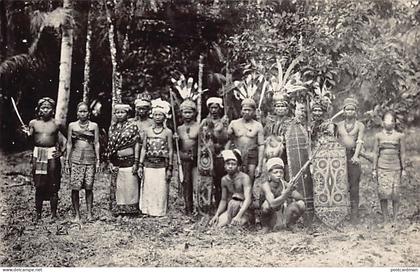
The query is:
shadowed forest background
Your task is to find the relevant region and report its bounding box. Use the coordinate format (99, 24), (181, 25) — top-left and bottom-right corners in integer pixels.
(1, 0), (420, 268)
(1, 0), (420, 152)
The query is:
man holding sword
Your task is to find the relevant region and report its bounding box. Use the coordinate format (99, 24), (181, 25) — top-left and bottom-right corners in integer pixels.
(18, 97), (65, 222)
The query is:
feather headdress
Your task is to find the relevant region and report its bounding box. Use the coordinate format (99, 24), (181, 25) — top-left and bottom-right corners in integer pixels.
(233, 72), (265, 108)
(311, 82), (333, 112)
(268, 57), (309, 105)
(171, 73), (208, 111)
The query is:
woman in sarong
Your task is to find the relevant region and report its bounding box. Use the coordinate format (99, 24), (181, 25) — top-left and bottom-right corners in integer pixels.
(107, 104), (141, 216)
(66, 102), (100, 221)
(372, 111), (406, 222)
(138, 99), (173, 217)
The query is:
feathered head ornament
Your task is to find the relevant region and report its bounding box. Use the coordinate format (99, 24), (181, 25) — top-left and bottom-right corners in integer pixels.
(171, 73), (207, 111)
(311, 82), (333, 112)
(268, 57), (309, 106)
(233, 72), (264, 109)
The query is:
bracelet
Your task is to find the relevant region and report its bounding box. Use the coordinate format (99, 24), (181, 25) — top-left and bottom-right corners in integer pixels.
(139, 162), (144, 167)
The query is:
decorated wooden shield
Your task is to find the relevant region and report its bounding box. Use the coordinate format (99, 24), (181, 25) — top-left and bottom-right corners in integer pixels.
(196, 125), (214, 214)
(285, 122), (314, 226)
(312, 137), (350, 227)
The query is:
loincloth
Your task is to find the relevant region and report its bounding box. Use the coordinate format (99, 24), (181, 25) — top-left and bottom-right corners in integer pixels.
(225, 194), (254, 223)
(33, 146), (56, 175)
(241, 146), (258, 168)
(32, 147), (61, 200)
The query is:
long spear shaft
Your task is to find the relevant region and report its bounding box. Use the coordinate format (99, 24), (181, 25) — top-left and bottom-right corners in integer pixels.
(169, 90), (184, 197)
(197, 55), (204, 123)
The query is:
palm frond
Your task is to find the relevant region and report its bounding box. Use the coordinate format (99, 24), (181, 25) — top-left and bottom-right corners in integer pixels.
(0, 54), (36, 75)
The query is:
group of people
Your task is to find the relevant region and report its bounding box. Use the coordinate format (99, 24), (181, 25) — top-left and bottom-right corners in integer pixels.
(22, 89), (407, 231)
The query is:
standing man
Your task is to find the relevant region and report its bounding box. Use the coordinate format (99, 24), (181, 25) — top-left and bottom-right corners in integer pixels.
(264, 94), (292, 178)
(201, 97), (229, 206)
(336, 96), (365, 224)
(22, 97), (64, 222)
(177, 99), (200, 215)
(226, 98), (264, 183)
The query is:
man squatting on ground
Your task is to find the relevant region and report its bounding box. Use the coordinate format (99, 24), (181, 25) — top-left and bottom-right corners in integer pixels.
(259, 158), (305, 232)
(22, 97), (65, 221)
(209, 149), (254, 227)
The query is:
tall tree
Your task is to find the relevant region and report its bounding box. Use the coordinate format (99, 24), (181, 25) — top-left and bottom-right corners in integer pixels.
(82, 0), (93, 103)
(105, 0), (122, 114)
(55, 0), (74, 125)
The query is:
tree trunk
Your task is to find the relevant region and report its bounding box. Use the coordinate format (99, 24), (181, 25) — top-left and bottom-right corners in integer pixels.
(82, 0), (93, 103)
(55, 0), (74, 125)
(105, 0), (122, 114)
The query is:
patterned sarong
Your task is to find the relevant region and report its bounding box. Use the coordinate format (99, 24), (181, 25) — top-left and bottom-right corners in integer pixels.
(378, 169), (401, 200)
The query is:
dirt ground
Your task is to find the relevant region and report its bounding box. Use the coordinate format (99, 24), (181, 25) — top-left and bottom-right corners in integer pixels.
(0, 149), (420, 267)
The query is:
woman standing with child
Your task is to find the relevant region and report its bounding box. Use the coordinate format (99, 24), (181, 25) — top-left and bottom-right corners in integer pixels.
(372, 111), (407, 222)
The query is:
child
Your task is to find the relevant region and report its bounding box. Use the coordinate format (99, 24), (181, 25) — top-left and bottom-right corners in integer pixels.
(372, 111), (406, 222)
(259, 158), (305, 232)
(65, 102), (100, 222)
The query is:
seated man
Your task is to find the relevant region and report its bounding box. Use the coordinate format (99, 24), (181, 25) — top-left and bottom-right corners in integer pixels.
(209, 149), (253, 227)
(260, 158), (305, 232)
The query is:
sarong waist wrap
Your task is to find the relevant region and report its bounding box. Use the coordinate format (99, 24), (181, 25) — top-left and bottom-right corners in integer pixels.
(144, 157), (167, 168)
(110, 154), (135, 167)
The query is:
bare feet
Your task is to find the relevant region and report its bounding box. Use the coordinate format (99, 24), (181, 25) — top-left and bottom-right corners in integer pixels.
(87, 213), (94, 222)
(72, 215), (81, 223)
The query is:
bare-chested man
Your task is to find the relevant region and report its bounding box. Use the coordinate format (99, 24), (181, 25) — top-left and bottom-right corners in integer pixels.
(22, 97), (64, 222)
(176, 99), (199, 215)
(260, 158), (305, 232)
(336, 96), (365, 224)
(226, 98), (264, 183)
(200, 97), (229, 206)
(209, 149), (253, 227)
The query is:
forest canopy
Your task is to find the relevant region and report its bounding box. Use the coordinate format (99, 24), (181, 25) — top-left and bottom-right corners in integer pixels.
(1, 0), (419, 149)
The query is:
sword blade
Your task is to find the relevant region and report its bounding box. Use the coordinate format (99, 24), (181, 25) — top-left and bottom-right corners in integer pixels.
(11, 97), (25, 127)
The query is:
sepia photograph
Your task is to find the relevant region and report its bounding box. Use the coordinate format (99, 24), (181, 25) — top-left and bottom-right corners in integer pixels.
(0, 0), (419, 268)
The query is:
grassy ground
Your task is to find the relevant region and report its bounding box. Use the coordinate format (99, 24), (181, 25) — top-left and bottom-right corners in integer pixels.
(0, 129), (419, 267)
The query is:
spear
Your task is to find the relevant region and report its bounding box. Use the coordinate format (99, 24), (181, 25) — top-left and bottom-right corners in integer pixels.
(197, 55), (204, 123)
(169, 90), (184, 196)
